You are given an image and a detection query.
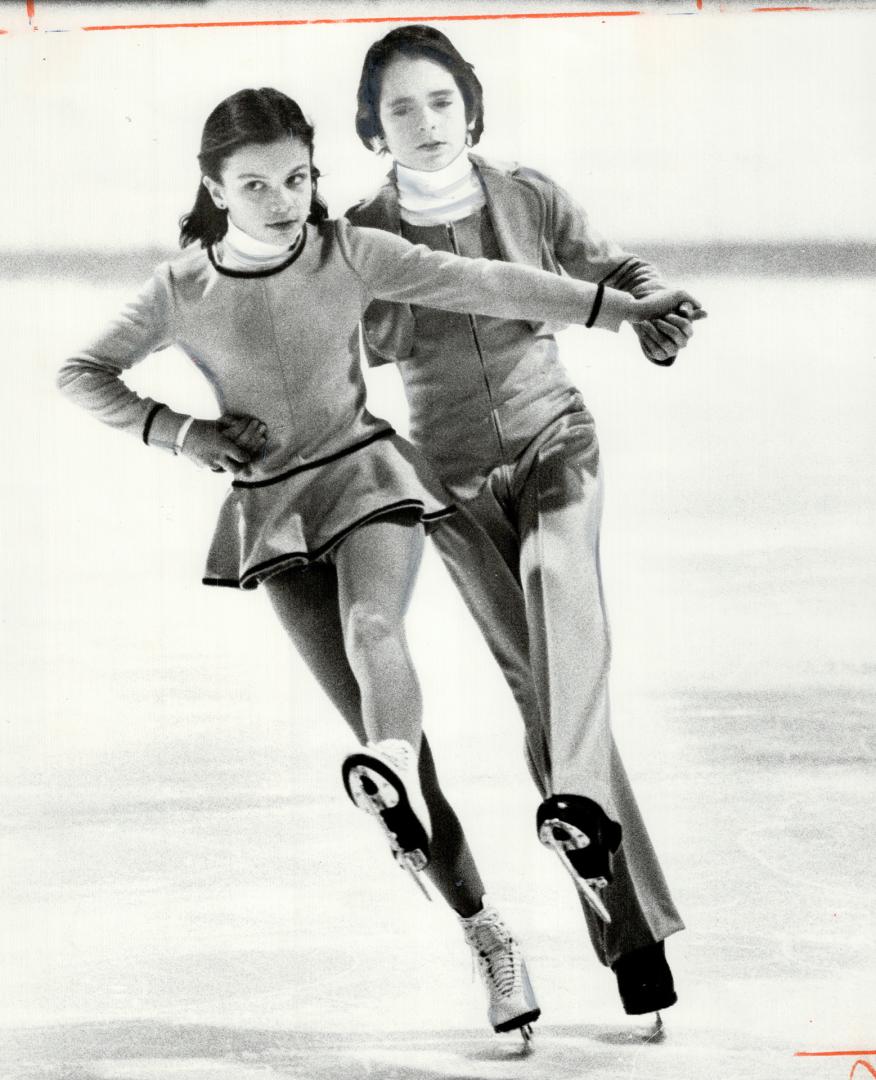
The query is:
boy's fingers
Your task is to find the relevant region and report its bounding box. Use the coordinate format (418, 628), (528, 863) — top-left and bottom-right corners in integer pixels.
(662, 313), (694, 337)
(641, 321), (681, 355)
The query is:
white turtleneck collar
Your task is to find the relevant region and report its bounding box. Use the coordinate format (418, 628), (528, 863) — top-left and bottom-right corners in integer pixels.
(218, 217), (303, 271)
(395, 151), (486, 227)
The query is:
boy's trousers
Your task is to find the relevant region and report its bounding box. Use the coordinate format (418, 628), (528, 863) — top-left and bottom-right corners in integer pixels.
(431, 407), (684, 966)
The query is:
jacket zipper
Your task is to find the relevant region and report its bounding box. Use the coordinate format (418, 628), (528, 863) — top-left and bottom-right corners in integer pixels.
(446, 222), (508, 468)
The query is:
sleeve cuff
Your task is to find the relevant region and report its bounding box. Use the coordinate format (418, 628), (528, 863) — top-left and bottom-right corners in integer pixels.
(588, 286), (629, 333)
(144, 405), (191, 452)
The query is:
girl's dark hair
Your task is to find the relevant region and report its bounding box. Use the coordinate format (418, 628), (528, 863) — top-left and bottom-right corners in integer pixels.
(355, 25), (484, 152)
(179, 87), (329, 248)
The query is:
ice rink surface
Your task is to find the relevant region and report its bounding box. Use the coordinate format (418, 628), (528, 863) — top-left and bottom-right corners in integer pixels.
(0, 269), (874, 1079)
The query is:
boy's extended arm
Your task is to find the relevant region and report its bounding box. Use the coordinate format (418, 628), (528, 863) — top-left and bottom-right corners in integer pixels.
(545, 177), (695, 363)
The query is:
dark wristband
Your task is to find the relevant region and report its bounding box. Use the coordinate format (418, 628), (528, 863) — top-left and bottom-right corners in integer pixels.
(585, 282), (605, 329)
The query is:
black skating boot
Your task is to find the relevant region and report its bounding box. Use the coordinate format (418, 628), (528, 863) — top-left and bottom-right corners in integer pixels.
(612, 940), (678, 1015)
(536, 794), (622, 922)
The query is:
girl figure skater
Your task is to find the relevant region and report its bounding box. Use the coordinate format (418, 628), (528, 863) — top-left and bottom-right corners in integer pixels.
(58, 87), (701, 1039)
(349, 26), (706, 1022)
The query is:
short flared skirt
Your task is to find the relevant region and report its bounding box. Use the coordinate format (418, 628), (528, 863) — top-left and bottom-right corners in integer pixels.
(202, 430), (455, 590)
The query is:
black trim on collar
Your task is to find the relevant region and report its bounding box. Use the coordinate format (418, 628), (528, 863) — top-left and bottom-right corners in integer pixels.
(208, 226), (307, 279)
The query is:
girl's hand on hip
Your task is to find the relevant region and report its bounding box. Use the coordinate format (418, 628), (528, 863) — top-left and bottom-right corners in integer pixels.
(180, 419), (261, 474)
(218, 412), (268, 455)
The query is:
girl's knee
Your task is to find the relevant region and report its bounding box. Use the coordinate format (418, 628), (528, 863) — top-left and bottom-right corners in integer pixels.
(343, 602), (404, 660)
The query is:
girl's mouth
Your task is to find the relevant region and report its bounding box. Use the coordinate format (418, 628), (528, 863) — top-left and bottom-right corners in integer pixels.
(419, 141), (444, 151)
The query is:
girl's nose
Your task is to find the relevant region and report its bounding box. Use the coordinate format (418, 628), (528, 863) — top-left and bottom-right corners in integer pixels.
(270, 188), (293, 211)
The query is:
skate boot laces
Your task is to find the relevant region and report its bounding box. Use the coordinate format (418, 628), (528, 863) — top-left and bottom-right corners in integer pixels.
(467, 910), (519, 999)
(461, 906), (541, 1035)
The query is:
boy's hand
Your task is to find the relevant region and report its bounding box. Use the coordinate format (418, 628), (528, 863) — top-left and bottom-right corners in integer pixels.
(180, 418), (264, 474)
(635, 308), (694, 365)
(629, 295), (707, 366)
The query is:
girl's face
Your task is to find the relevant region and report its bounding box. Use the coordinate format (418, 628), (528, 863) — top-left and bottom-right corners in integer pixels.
(204, 136), (312, 246)
(377, 55), (471, 173)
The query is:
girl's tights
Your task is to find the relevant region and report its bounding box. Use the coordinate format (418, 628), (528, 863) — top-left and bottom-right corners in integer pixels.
(264, 516), (485, 917)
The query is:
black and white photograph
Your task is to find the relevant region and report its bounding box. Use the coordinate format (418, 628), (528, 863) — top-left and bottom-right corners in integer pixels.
(1, 1), (874, 1077)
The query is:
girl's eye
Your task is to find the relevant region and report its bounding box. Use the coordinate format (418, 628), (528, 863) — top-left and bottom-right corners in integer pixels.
(286, 174), (307, 188)
(433, 99), (453, 109)
(390, 106), (409, 117)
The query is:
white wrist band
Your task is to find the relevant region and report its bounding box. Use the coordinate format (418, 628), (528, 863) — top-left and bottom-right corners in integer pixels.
(174, 415), (196, 456)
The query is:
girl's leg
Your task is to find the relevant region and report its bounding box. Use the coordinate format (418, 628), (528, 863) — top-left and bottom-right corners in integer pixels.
(266, 554), (539, 1033)
(264, 560), (485, 916)
(332, 515), (425, 748)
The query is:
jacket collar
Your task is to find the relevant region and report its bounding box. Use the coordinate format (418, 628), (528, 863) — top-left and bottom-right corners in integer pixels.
(356, 153), (545, 267)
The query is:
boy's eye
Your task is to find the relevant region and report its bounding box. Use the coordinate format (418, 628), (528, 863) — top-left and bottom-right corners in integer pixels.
(245, 181), (264, 192)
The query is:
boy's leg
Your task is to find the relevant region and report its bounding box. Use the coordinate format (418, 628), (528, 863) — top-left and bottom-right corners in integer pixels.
(264, 559), (485, 916)
(431, 496), (551, 793)
(517, 423), (684, 965)
(433, 447), (683, 967)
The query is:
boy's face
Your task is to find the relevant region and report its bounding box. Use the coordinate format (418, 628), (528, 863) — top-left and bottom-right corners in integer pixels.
(204, 136), (312, 247)
(377, 55), (470, 173)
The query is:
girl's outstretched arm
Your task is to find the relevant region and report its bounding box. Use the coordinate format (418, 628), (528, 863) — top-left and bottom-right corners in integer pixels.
(338, 221), (696, 334)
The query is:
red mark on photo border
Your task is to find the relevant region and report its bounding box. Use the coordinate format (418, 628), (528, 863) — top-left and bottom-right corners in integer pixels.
(795, 1051), (876, 1078)
(80, 12), (641, 33)
(10, 0), (837, 35)
(796, 1052), (876, 1058)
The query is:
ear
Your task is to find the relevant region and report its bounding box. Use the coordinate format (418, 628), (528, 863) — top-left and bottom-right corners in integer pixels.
(370, 135), (387, 154)
(202, 175), (226, 210)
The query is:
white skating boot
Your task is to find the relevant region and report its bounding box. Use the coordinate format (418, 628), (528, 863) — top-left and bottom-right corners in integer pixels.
(342, 738), (432, 896)
(460, 904), (541, 1044)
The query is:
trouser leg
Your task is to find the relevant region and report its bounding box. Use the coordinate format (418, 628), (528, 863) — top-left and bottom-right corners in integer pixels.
(264, 560), (486, 916)
(518, 433), (683, 963)
(518, 449), (614, 814)
(434, 424), (684, 964)
(431, 499), (550, 794)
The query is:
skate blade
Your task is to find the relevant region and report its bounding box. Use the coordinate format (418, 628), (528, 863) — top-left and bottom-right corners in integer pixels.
(540, 829), (612, 923)
(347, 763), (431, 877)
(348, 765), (399, 815)
(402, 859), (432, 901)
(519, 1024), (534, 1053)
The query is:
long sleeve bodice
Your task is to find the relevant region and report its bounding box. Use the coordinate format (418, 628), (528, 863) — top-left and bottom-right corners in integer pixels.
(58, 219), (628, 481)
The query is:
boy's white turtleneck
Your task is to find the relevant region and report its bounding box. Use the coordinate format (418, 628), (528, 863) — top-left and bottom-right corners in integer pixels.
(218, 217), (302, 271)
(396, 152), (486, 227)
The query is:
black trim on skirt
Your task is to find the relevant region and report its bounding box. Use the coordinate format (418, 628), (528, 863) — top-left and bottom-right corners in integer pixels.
(203, 500), (456, 590)
(232, 429), (395, 490)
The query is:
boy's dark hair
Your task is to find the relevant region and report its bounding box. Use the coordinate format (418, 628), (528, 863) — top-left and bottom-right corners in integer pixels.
(179, 87), (328, 248)
(355, 25), (485, 152)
